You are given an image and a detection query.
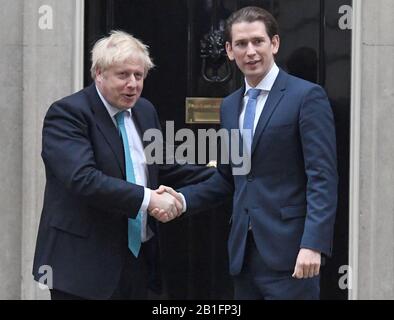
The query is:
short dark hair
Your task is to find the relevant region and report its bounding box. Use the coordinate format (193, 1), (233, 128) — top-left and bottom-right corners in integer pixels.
(225, 6), (279, 42)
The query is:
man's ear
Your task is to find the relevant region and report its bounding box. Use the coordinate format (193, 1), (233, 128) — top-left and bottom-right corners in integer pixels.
(95, 68), (103, 82)
(271, 35), (280, 55)
(225, 42), (235, 61)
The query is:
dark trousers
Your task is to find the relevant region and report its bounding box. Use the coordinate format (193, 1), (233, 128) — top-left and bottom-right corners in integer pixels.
(233, 231), (320, 300)
(51, 243), (150, 300)
(50, 289), (85, 300)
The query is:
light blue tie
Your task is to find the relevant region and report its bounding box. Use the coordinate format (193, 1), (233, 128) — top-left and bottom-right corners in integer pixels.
(242, 88), (261, 155)
(115, 111), (142, 257)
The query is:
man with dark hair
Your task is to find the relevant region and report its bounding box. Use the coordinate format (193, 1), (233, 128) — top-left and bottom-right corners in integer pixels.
(153, 6), (338, 300)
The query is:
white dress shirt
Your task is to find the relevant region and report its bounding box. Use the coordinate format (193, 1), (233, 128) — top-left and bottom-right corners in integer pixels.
(239, 63), (280, 134)
(96, 86), (153, 242)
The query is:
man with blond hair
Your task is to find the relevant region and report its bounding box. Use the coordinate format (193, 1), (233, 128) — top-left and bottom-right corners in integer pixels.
(32, 31), (212, 300)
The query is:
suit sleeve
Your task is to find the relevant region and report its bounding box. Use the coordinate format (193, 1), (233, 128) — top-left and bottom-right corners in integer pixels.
(41, 101), (144, 219)
(178, 162), (234, 214)
(299, 85), (338, 256)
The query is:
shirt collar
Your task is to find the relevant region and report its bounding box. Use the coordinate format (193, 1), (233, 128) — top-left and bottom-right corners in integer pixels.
(95, 84), (132, 119)
(244, 63), (280, 96)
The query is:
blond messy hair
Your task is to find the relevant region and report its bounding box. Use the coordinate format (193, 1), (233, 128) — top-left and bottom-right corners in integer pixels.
(90, 30), (154, 79)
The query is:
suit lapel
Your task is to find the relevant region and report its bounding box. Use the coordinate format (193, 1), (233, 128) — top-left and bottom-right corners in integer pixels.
(230, 86), (245, 130)
(224, 88), (244, 163)
(85, 84), (125, 177)
(251, 70), (287, 155)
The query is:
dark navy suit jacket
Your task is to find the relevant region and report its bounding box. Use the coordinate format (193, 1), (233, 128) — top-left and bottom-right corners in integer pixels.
(180, 69), (338, 275)
(32, 84), (213, 299)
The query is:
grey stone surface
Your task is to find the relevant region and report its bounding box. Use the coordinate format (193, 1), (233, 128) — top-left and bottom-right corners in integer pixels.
(0, 0), (80, 300)
(0, 0), (23, 300)
(356, 0), (394, 300)
(21, 0), (77, 300)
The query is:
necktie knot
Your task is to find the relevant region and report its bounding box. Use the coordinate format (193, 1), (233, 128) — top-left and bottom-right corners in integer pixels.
(115, 110), (126, 126)
(247, 88), (261, 100)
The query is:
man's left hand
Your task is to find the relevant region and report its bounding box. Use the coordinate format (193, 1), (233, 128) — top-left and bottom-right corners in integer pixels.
(292, 248), (321, 279)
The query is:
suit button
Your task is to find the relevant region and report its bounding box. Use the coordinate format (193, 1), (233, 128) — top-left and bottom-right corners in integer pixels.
(247, 174), (254, 182)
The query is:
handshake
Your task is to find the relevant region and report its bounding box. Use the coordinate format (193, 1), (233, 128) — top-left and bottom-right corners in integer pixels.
(148, 186), (184, 223)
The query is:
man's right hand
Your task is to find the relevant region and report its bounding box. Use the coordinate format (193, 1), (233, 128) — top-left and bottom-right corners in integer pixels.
(148, 188), (182, 222)
(148, 186), (184, 223)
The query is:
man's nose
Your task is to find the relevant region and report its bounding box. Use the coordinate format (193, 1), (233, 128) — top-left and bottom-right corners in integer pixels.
(126, 74), (137, 87)
(246, 42), (257, 56)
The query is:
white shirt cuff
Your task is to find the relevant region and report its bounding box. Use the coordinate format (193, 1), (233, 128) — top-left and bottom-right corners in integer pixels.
(179, 192), (187, 213)
(140, 187), (151, 213)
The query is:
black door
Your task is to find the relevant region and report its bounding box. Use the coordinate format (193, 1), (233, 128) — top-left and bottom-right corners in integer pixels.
(85, 0), (351, 300)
